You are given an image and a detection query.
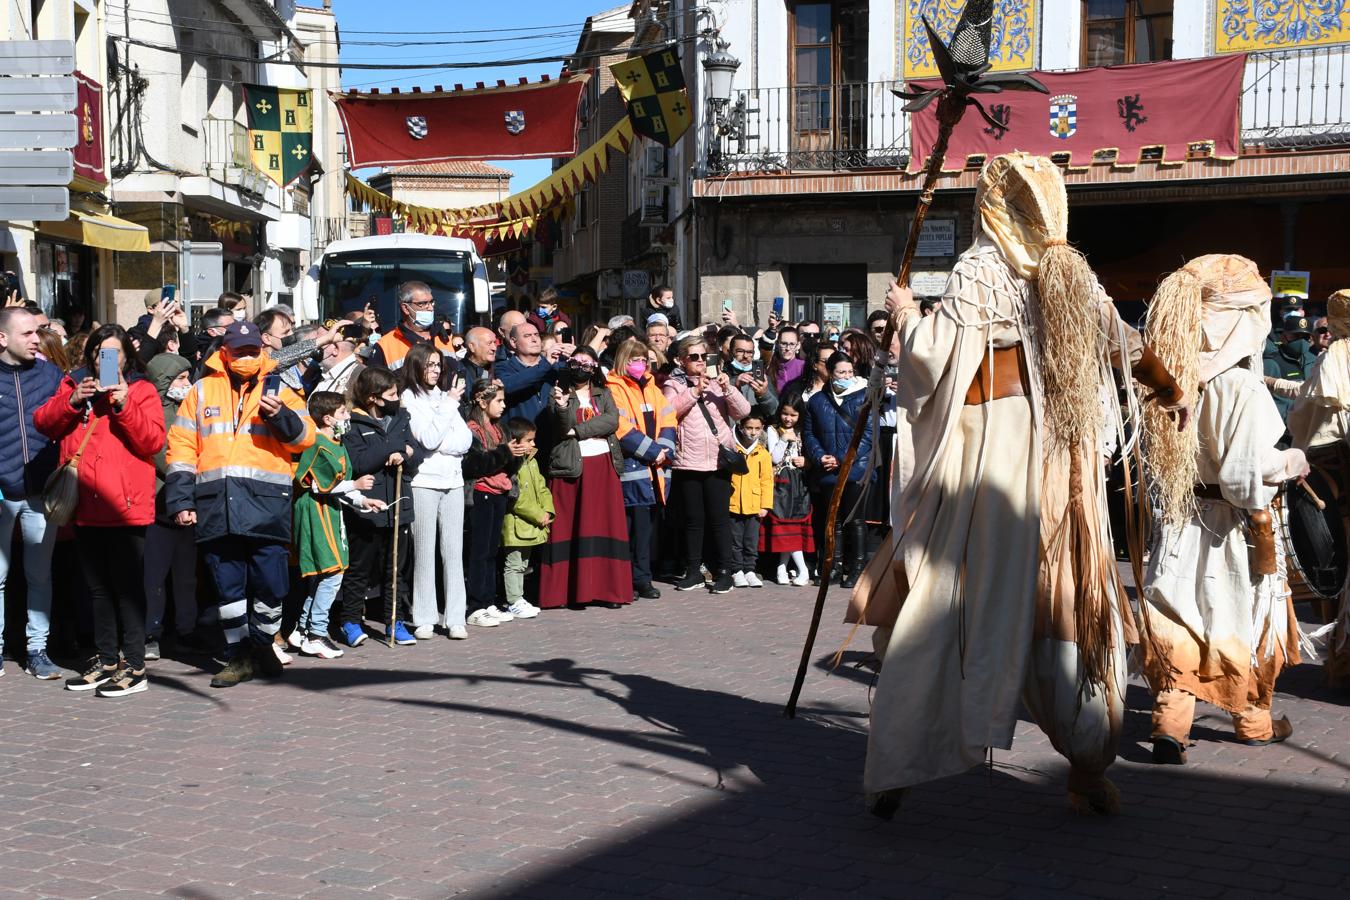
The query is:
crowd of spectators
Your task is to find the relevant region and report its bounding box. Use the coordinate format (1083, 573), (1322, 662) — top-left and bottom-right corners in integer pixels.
(0, 280), (905, 696)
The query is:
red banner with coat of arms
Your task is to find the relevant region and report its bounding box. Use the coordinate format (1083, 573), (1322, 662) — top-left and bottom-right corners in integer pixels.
(907, 54), (1246, 172)
(72, 71), (106, 185)
(332, 75), (587, 168)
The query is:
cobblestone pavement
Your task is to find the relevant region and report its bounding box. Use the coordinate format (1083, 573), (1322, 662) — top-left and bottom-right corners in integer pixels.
(3, 575), (1350, 899)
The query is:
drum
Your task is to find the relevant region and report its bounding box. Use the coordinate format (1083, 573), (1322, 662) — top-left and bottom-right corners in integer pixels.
(1279, 462), (1349, 603)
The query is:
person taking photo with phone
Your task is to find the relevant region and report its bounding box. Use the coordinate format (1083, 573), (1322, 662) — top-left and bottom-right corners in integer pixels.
(36, 325), (166, 697)
(165, 321), (315, 688)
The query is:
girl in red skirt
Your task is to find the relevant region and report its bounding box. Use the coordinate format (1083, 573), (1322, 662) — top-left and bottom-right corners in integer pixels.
(761, 398), (814, 585)
(539, 347), (633, 610)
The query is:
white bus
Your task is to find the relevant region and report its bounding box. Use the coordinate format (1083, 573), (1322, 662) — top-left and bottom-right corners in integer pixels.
(298, 234), (490, 333)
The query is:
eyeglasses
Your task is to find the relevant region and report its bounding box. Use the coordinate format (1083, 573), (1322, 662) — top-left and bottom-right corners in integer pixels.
(732, 347), (755, 356)
(406, 298), (435, 310)
(683, 352), (707, 361)
(778, 342), (798, 350)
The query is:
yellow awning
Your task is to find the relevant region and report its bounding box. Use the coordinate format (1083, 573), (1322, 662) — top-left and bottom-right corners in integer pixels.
(40, 210), (151, 253)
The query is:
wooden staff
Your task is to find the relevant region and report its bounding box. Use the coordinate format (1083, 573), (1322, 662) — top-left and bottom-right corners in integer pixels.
(387, 462), (403, 647)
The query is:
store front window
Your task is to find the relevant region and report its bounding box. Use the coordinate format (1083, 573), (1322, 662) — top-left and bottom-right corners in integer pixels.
(1082, 0), (1173, 68)
(34, 240), (94, 325)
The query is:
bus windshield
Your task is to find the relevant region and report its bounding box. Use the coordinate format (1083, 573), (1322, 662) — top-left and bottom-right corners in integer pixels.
(318, 248), (473, 333)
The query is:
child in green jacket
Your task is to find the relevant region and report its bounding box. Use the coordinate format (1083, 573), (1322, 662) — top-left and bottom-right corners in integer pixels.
(501, 418), (554, 617)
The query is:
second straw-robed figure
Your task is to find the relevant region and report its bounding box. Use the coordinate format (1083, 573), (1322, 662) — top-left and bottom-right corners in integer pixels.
(862, 152), (1186, 816)
(1139, 255), (1308, 761)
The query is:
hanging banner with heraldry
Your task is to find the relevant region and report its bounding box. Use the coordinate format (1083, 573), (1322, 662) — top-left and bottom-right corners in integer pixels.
(610, 44), (692, 147)
(907, 54), (1246, 171)
(243, 85), (313, 187)
(332, 75), (588, 168)
(71, 71), (106, 185)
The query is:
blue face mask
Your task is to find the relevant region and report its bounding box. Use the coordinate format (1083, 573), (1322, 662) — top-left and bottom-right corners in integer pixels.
(730, 358), (752, 373)
(413, 309), (435, 328)
(537, 306), (551, 318)
(832, 377), (852, 393)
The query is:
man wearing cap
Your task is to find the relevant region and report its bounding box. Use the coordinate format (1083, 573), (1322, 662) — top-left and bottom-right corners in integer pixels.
(166, 321), (315, 688)
(1264, 311), (1318, 422)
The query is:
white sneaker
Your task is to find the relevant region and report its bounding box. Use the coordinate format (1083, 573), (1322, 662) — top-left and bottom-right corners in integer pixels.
(791, 570), (810, 587)
(732, 571), (749, 588)
(490, 606), (515, 623)
(272, 641), (293, 666)
(448, 625), (468, 640)
(300, 634), (345, 659)
(745, 572), (763, 588)
(506, 600), (539, 619)
(413, 624), (435, 640)
(286, 630), (305, 650)
(776, 565), (790, 585)
(466, 609), (499, 628)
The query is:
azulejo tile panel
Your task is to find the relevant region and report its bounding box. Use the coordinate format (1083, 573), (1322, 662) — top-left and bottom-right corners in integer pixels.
(1215, 1), (1350, 53)
(899, 0), (1038, 80)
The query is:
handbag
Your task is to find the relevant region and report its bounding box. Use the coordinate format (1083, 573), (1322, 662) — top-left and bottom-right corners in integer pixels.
(772, 464), (811, 520)
(41, 416), (99, 526)
(548, 438), (583, 479)
(697, 397), (749, 477)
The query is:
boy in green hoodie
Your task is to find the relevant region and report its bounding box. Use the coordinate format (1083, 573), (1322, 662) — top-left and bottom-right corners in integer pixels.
(501, 418), (552, 619)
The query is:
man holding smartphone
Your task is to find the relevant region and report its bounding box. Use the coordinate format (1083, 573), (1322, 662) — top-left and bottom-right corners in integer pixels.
(166, 321), (315, 688)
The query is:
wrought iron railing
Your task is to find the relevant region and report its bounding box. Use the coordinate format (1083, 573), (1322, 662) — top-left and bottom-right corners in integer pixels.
(708, 46), (1350, 174)
(201, 116), (251, 182)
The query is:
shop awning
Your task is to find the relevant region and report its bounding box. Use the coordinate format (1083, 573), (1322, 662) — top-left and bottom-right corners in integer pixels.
(40, 210), (151, 252)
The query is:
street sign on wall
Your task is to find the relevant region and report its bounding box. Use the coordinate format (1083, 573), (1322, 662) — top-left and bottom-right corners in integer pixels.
(0, 187), (69, 221)
(0, 75), (76, 112)
(0, 150), (73, 186)
(0, 114), (78, 150)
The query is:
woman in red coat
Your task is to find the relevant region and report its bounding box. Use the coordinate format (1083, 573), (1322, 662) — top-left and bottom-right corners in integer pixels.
(35, 324), (165, 698)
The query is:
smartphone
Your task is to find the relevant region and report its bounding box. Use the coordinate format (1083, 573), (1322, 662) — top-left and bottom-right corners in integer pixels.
(722, 299), (734, 312)
(772, 296), (784, 318)
(558, 326), (572, 344)
(262, 373), (282, 397)
(161, 284), (176, 303)
(98, 347), (119, 388)
(751, 359), (766, 379)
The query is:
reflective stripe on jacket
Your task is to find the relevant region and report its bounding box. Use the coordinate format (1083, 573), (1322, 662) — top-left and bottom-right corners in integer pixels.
(605, 370), (676, 506)
(165, 351), (315, 543)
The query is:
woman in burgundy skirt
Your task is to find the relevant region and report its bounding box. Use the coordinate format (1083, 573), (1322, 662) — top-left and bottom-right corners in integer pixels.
(539, 347), (633, 609)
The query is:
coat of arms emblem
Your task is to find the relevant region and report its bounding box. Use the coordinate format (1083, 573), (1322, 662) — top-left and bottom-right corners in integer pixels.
(406, 116), (428, 140)
(505, 110), (525, 135)
(1049, 94), (1077, 140)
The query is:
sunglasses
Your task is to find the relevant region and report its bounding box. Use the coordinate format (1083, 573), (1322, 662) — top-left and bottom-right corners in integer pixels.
(1317, 328), (1330, 335)
(684, 352), (707, 361)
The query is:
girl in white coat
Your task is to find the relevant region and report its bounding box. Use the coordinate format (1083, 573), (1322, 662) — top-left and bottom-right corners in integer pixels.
(401, 343), (473, 640)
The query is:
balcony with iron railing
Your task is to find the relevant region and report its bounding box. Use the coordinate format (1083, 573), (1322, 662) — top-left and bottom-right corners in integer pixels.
(707, 46), (1350, 176)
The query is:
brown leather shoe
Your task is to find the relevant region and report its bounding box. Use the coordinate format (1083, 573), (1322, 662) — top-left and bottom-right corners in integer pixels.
(1241, 715), (1293, 746)
(1151, 735), (1187, 764)
(209, 653), (255, 688)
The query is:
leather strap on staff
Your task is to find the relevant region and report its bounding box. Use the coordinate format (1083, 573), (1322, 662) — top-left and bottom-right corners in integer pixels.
(1133, 346), (1185, 408)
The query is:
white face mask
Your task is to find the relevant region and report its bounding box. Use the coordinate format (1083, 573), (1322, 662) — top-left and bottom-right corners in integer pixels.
(166, 384), (191, 402)
(414, 310), (435, 328)
(661, 297), (675, 309)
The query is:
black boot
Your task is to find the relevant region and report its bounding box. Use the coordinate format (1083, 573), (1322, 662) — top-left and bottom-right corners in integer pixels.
(839, 522), (866, 589)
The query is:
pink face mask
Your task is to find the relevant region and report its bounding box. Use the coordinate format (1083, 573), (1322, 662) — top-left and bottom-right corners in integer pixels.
(625, 360), (648, 380)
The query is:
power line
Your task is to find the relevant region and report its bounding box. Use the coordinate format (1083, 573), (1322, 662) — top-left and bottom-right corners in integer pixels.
(113, 5), (597, 35)
(111, 33), (700, 72)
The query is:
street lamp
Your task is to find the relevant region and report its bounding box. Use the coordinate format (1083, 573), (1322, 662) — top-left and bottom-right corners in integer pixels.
(702, 37), (745, 172)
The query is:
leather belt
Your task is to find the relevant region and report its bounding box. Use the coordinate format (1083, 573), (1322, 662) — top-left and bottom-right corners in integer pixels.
(964, 345), (1030, 406)
(1194, 483), (1225, 501)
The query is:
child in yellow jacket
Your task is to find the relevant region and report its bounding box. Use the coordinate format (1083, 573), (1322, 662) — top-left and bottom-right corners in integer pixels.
(729, 412), (774, 587)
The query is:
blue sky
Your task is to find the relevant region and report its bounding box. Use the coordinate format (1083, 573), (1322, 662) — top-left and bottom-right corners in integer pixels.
(331, 0), (613, 190)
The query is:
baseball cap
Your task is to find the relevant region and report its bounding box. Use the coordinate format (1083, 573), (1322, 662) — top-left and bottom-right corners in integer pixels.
(222, 320), (263, 351)
(1282, 312), (1311, 336)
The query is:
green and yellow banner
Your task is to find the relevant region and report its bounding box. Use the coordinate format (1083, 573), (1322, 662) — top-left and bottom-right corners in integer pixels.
(243, 85), (313, 187)
(610, 45), (691, 148)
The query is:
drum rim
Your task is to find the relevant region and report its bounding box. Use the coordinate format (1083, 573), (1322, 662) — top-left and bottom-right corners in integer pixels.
(1279, 473), (1350, 601)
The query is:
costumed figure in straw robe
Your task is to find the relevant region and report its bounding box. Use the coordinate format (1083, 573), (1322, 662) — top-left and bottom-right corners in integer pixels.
(1275, 289), (1350, 688)
(861, 152), (1187, 817)
(1140, 255), (1309, 764)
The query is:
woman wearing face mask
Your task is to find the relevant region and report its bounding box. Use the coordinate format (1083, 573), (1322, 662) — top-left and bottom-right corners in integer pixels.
(539, 346), (633, 610)
(336, 367), (418, 647)
(804, 352), (875, 588)
(142, 352), (201, 660)
(605, 339), (678, 601)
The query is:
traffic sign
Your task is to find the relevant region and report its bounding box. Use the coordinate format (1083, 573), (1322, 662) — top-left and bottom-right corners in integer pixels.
(0, 75), (77, 112)
(0, 186), (70, 222)
(0, 150), (73, 185)
(0, 113), (78, 150)
(0, 40), (75, 76)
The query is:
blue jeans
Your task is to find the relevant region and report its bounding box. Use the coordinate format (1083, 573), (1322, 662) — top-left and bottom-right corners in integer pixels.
(0, 497), (56, 655)
(300, 571), (343, 637)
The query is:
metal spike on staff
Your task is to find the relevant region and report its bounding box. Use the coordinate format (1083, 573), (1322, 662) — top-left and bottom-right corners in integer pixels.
(784, 1), (1047, 718)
